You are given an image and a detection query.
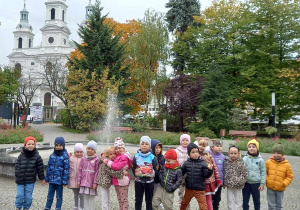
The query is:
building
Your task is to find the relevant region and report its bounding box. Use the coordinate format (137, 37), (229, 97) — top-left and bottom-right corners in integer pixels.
(7, 0), (91, 122)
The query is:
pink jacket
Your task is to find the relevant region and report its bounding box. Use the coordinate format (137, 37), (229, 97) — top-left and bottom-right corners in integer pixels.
(68, 156), (82, 189)
(175, 146), (189, 166)
(106, 152), (132, 186)
(77, 155), (100, 188)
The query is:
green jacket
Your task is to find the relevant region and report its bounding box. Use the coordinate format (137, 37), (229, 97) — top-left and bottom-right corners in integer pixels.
(243, 153), (266, 185)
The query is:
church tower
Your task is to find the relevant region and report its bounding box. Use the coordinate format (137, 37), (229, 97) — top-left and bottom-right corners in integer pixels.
(13, 1), (34, 49)
(40, 0), (71, 47)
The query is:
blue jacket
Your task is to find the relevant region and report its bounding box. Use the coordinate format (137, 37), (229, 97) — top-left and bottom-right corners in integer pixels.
(243, 153), (266, 185)
(151, 139), (165, 183)
(45, 150), (70, 185)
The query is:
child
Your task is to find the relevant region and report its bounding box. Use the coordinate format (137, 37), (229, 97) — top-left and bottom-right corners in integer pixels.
(242, 139), (266, 210)
(45, 137), (69, 210)
(195, 138), (221, 210)
(132, 136), (158, 210)
(180, 143), (213, 210)
(98, 146), (126, 210)
(152, 149), (182, 210)
(15, 136), (45, 210)
(208, 139), (225, 210)
(68, 143), (84, 210)
(104, 137), (132, 210)
(266, 143), (293, 210)
(151, 139), (165, 193)
(224, 145), (248, 210)
(78, 140), (100, 210)
(175, 134), (190, 208)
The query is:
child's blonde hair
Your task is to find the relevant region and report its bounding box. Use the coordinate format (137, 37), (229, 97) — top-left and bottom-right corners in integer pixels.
(102, 146), (115, 158)
(195, 137), (209, 147)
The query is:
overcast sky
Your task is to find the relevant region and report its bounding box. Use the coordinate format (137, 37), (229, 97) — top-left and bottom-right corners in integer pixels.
(0, 0), (212, 65)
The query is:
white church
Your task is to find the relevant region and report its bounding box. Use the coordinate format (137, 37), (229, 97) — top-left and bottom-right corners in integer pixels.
(7, 0), (92, 122)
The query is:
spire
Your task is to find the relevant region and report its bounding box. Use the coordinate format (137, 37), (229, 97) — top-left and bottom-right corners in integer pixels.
(20, 0), (29, 22)
(86, 0), (93, 19)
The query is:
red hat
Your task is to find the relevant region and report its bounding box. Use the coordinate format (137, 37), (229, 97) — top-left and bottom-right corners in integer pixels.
(164, 149), (177, 160)
(24, 136), (36, 146)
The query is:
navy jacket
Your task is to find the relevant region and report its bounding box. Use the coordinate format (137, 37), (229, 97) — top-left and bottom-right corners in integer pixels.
(151, 139), (165, 183)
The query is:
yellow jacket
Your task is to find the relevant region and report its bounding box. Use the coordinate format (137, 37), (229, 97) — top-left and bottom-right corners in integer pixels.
(265, 156), (293, 191)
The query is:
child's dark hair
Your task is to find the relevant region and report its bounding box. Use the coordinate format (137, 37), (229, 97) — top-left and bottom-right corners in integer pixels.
(229, 145), (240, 151)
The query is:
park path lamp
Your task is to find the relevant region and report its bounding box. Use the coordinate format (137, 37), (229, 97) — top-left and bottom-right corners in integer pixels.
(272, 92), (275, 138)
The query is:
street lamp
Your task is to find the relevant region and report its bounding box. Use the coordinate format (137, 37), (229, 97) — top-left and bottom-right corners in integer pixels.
(271, 92), (275, 138)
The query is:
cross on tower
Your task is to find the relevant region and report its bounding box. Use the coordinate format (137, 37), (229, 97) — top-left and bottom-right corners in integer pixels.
(24, 0), (26, 8)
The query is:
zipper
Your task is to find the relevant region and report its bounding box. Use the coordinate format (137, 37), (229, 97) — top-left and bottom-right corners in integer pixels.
(192, 161), (194, 185)
(164, 169), (170, 189)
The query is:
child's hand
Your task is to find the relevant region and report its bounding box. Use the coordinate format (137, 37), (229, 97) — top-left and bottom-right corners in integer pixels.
(207, 163), (213, 170)
(93, 185), (97, 190)
(77, 182), (80, 187)
(123, 170), (129, 176)
(63, 185), (67, 188)
(41, 180), (47, 185)
(258, 185), (264, 191)
(223, 185), (226, 189)
(68, 152), (72, 157)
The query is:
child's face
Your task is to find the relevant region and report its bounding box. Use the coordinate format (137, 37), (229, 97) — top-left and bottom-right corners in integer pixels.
(273, 152), (283, 161)
(140, 142), (150, 152)
(181, 139), (189, 148)
(108, 151), (116, 160)
(155, 145), (162, 155)
(212, 145), (222, 153)
(228, 147), (239, 160)
(248, 144), (258, 154)
(115, 147), (125, 155)
(86, 147), (96, 156)
(165, 158), (177, 165)
(25, 140), (35, 151)
(190, 148), (200, 159)
(55, 143), (63, 150)
(74, 151), (84, 158)
(198, 144), (206, 153)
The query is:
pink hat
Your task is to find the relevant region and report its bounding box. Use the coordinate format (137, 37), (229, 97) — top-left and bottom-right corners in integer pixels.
(74, 143), (84, 152)
(114, 137), (125, 148)
(180, 134), (191, 144)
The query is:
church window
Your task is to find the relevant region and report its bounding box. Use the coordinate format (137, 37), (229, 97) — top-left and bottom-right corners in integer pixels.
(46, 62), (52, 75)
(51, 8), (55, 20)
(31, 62), (35, 65)
(19, 24), (22, 28)
(48, 37), (54, 44)
(29, 39), (32, 48)
(44, 92), (51, 106)
(63, 39), (66, 45)
(18, 38), (22, 48)
(15, 63), (22, 75)
(62, 10), (65, 22)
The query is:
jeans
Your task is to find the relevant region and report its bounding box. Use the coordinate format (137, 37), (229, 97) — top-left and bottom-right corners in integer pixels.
(45, 183), (63, 210)
(242, 183), (260, 210)
(267, 188), (284, 210)
(135, 181), (154, 210)
(15, 183), (35, 209)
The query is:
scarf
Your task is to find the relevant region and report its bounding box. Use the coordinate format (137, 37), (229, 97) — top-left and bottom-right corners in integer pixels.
(248, 151), (259, 157)
(23, 147), (36, 157)
(54, 149), (65, 156)
(271, 156), (285, 162)
(165, 160), (180, 169)
(138, 149), (152, 157)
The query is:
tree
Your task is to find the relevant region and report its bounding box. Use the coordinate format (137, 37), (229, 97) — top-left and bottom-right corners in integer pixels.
(128, 10), (169, 116)
(0, 67), (19, 106)
(164, 74), (204, 131)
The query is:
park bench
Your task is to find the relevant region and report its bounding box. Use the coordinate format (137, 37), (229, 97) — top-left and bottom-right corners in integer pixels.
(228, 130), (257, 140)
(110, 127), (133, 133)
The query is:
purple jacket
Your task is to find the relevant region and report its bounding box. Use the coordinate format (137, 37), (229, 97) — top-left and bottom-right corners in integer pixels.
(78, 155), (100, 188)
(208, 148), (225, 184)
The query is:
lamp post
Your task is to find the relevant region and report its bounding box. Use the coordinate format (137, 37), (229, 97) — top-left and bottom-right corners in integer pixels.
(272, 92), (275, 138)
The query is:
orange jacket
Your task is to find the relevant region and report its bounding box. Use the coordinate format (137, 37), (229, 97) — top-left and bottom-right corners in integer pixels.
(265, 156), (293, 192)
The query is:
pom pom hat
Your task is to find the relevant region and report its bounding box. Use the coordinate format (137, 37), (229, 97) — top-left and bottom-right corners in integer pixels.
(114, 137), (125, 148)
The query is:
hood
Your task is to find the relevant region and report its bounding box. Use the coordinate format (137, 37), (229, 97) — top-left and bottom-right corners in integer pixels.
(151, 139), (162, 156)
(245, 152), (262, 159)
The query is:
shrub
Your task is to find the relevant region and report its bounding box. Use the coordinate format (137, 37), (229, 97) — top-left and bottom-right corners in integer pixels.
(197, 127), (217, 139)
(188, 121), (202, 134)
(0, 127), (44, 144)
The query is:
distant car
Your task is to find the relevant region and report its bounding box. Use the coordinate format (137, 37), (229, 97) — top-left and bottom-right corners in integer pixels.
(122, 114), (135, 121)
(284, 116), (300, 125)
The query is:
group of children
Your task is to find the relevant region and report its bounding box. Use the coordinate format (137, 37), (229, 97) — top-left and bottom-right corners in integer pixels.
(14, 134), (293, 210)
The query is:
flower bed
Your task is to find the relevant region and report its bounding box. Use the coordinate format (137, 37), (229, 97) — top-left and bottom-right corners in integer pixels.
(235, 137), (300, 156)
(0, 128), (44, 144)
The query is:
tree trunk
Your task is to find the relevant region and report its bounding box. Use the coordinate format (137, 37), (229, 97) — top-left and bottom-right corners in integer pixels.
(66, 109), (74, 129)
(179, 116), (184, 132)
(145, 88), (151, 117)
(277, 121), (282, 139)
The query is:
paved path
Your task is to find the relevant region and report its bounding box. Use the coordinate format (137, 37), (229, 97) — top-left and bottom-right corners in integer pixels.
(1, 124), (299, 209)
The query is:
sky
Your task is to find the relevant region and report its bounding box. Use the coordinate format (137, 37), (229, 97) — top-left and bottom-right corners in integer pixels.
(0, 0), (213, 65)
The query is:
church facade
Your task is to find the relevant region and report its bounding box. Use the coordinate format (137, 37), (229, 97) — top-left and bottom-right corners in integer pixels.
(7, 0), (92, 121)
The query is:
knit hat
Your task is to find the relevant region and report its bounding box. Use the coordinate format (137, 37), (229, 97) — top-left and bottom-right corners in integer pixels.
(247, 139), (259, 151)
(272, 143), (284, 155)
(187, 143), (199, 156)
(180, 134), (191, 144)
(54, 137), (65, 149)
(210, 139), (223, 146)
(140, 136), (151, 146)
(24, 136), (36, 146)
(164, 149), (177, 160)
(87, 140), (97, 152)
(74, 143), (84, 152)
(114, 137), (125, 148)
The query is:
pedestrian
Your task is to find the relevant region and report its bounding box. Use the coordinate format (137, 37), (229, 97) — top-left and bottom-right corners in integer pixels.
(44, 137), (70, 210)
(195, 138), (222, 210)
(151, 139), (165, 193)
(132, 136), (158, 210)
(77, 140), (100, 210)
(224, 145), (248, 210)
(180, 143), (213, 210)
(152, 149), (182, 210)
(266, 143), (293, 210)
(103, 137), (132, 210)
(208, 139), (225, 210)
(175, 134), (190, 209)
(68, 143), (84, 210)
(15, 136), (45, 210)
(242, 139), (266, 210)
(97, 146), (125, 210)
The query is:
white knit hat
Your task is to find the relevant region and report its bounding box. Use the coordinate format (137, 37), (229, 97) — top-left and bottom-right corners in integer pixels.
(140, 136), (151, 146)
(87, 140), (97, 152)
